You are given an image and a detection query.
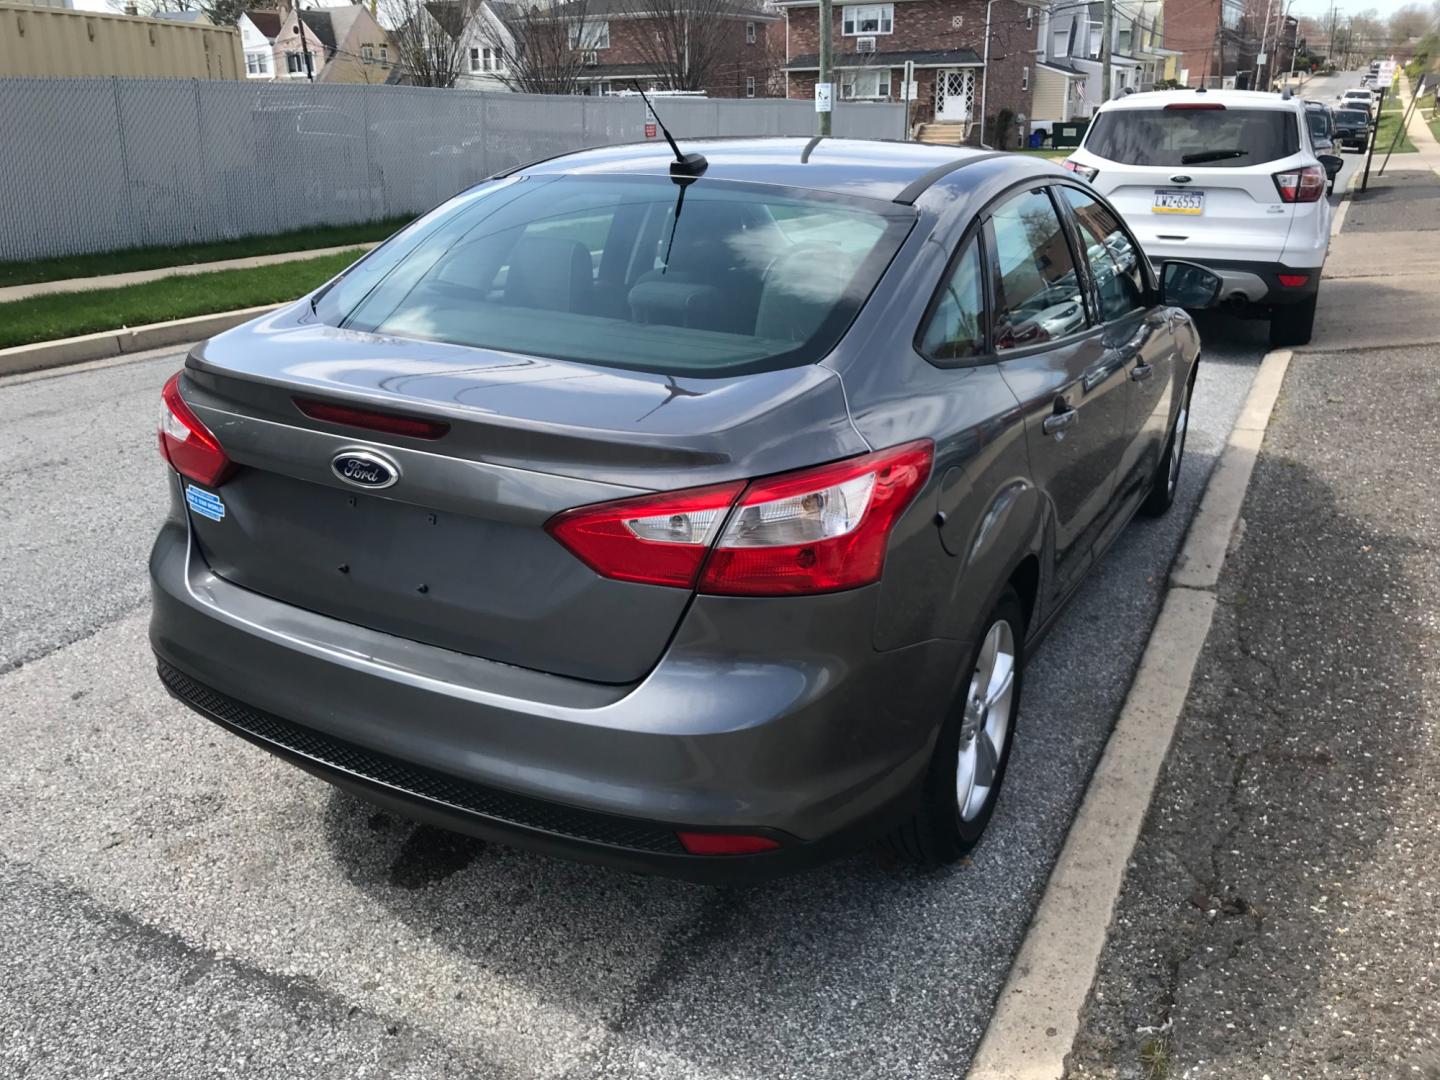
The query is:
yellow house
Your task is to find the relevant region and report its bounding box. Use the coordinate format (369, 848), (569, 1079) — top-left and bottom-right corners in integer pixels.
(0, 2), (244, 79)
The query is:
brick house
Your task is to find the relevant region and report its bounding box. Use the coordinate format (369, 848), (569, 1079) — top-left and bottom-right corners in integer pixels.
(776, 0), (1034, 143)
(1162, 0), (1247, 87)
(550, 0), (781, 98)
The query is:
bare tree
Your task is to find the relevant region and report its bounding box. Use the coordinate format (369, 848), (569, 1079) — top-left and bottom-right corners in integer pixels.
(613, 0), (758, 93)
(480, 0), (594, 94)
(382, 0), (474, 87)
(1388, 4), (1430, 43)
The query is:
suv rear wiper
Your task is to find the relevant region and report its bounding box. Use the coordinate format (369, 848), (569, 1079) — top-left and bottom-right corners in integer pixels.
(1180, 149), (1249, 164)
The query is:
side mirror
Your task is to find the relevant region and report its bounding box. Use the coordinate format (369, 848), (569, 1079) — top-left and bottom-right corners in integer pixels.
(1160, 261), (1223, 309)
(1318, 154), (1344, 179)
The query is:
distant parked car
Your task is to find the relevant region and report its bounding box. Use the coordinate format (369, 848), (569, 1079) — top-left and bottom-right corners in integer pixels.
(150, 138), (1223, 881)
(1340, 88), (1377, 115)
(1065, 88), (1342, 347)
(1331, 107), (1373, 152)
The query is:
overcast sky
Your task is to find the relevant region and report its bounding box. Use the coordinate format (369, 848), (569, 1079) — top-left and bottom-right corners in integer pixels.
(1286, 0), (1435, 22)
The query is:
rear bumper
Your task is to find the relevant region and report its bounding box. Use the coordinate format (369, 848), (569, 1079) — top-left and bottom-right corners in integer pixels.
(149, 516), (958, 882)
(1161, 257), (1323, 308)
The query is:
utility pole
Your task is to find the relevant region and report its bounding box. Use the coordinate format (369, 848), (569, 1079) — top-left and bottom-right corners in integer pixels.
(1256, 0), (1276, 91)
(817, 0), (834, 136)
(296, 4), (315, 83)
(1101, 0), (1113, 102)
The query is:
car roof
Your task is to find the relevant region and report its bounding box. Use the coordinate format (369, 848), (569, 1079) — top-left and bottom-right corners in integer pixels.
(1096, 88), (1304, 112)
(518, 137), (998, 204)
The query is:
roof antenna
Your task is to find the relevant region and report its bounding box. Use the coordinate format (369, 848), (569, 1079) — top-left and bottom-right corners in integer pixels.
(632, 81), (707, 181)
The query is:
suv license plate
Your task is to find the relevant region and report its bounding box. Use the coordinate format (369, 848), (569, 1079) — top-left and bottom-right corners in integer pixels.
(1153, 189), (1205, 215)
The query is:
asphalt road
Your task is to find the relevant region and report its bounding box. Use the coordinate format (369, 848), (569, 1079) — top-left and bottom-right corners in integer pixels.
(0, 310), (1269, 1079)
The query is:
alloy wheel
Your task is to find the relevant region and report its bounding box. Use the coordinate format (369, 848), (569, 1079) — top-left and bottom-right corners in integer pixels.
(956, 619), (1016, 822)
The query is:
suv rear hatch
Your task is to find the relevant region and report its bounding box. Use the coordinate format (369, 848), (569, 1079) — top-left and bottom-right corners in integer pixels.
(1080, 103), (1304, 263)
(176, 323), (864, 685)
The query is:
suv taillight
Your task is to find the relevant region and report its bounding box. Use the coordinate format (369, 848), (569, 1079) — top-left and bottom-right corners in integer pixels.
(159, 372), (233, 486)
(545, 441), (934, 596)
(1273, 164), (1326, 204)
(1062, 160), (1098, 182)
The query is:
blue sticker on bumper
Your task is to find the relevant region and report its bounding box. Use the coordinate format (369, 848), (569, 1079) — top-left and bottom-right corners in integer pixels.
(185, 484), (225, 522)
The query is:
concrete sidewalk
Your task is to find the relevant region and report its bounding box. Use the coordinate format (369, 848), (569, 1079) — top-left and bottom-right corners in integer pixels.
(0, 242), (377, 306)
(1066, 128), (1440, 1080)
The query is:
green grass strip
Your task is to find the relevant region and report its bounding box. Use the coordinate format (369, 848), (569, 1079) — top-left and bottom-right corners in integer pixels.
(0, 218), (408, 289)
(1373, 105), (1417, 154)
(0, 249), (361, 350)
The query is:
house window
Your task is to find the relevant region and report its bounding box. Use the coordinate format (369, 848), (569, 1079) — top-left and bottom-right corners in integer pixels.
(1053, 25), (1071, 57)
(285, 51), (306, 75)
(840, 67), (891, 99)
(361, 44), (374, 62)
(841, 4), (893, 35)
(470, 46), (481, 72)
(1086, 22), (1101, 58)
(378, 44), (387, 62)
(1025, 6), (1033, 29)
(568, 20), (610, 49)
(1116, 26), (1131, 53)
(482, 46), (500, 71)
(746, 20), (756, 43)
(746, 75), (756, 96)
(245, 51), (270, 75)
(1022, 65), (1029, 90)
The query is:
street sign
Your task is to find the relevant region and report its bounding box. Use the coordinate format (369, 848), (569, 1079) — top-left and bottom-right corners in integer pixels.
(815, 83), (833, 113)
(1256, 51), (1267, 64)
(644, 103), (658, 139)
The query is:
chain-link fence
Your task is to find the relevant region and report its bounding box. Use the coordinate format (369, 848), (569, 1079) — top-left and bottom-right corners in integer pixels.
(0, 77), (904, 263)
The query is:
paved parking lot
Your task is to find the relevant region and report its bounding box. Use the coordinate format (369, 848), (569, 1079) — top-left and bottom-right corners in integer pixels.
(0, 308), (1269, 1078)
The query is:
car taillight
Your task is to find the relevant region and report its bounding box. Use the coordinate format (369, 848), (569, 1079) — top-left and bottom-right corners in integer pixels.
(1273, 164), (1326, 203)
(676, 832), (781, 856)
(1062, 160), (1099, 182)
(158, 372), (233, 486)
(545, 441), (934, 597)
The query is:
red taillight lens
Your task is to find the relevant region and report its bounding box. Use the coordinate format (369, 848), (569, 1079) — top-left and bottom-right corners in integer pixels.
(294, 397), (450, 440)
(676, 832), (781, 856)
(1164, 102), (1226, 110)
(1273, 165), (1326, 203)
(545, 441), (934, 597)
(699, 441), (933, 596)
(1062, 160), (1099, 182)
(1277, 273), (1310, 288)
(545, 481), (746, 588)
(159, 372), (233, 486)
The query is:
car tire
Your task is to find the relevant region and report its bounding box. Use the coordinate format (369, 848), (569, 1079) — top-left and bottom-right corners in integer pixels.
(885, 588), (1024, 866)
(1141, 376), (1192, 517)
(1269, 294), (1317, 348)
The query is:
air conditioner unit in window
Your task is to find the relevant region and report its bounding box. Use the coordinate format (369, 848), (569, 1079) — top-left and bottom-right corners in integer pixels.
(584, 50), (599, 66)
(856, 35), (877, 52)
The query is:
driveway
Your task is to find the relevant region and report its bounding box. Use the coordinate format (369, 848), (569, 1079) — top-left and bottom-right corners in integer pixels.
(1, 314), (1266, 1078)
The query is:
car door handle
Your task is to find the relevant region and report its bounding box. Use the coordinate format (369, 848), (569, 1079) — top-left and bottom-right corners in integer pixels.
(1131, 363), (1154, 382)
(1043, 407), (1078, 436)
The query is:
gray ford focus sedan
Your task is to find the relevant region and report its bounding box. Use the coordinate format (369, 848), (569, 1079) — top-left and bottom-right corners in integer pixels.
(150, 138), (1218, 881)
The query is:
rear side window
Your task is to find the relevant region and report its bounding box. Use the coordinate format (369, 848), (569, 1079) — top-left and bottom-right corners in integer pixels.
(919, 239), (987, 361)
(314, 174), (914, 378)
(986, 189), (1088, 352)
(1084, 107), (1300, 168)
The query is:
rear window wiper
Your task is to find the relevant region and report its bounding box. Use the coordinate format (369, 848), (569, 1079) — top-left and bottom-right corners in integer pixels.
(1180, 149), (1249, 164)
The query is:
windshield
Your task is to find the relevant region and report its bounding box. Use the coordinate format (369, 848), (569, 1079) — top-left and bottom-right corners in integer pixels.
(312, 174), (913, 377)
(1084, 107), (1300, 168)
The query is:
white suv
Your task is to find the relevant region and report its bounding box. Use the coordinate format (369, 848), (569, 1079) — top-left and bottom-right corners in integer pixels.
(1064, 88), (1341, 347)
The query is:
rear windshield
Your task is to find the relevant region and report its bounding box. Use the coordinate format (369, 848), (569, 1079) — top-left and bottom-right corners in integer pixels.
(1305, 110), (1330, 137)
(1084, 107), (1300, 168)
(312, 174), (913, 377)
(1335, 109), (1370, 124)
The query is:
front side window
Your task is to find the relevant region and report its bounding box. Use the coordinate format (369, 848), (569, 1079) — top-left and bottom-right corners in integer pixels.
(920, 239), (987, 361)
(569, 20), (610, 49)
(1084, 107), (1299, 168)
(1059, 187), (1146, 323)
(986, 189), (1087, 351)
(314, 175), (915, 378)
(840, 68), (892, 99)
(842, 4), (893, 35)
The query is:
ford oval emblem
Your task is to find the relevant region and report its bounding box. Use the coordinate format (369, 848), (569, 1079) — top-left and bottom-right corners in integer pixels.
(1170, 174), (1193, 184)
(331, 449), (399, 490)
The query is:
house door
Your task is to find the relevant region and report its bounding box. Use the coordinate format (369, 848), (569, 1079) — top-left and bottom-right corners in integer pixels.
(935, 69), (976, 122)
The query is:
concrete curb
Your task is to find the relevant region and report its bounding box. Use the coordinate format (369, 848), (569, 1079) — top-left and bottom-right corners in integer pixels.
(0, 304), (281, 378)
(967, 348), (1295, 1080)
(0, 242), (377, 305)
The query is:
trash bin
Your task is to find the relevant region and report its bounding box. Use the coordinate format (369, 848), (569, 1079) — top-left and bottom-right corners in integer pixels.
(1051, 120), (1090, 149)
(1029, 130), (1045, 149)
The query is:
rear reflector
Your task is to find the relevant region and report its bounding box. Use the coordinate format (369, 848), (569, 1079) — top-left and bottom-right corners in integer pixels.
(159, 372), (234, 487)
(1272, 164), (1326, 204)
(545, 441), (933, 597)
(1277, 274), (1310, 287)
(294, 397), (450, 440)
(676, 832), (781, 856)
(1165, 102), (1226, 110)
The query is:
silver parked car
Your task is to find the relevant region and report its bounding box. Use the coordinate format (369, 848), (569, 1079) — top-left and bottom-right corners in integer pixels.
(151, 138), (1219, 880)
